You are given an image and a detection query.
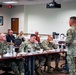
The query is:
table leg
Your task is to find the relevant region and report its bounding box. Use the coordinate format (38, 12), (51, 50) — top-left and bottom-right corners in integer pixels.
(31, 56), (35, 75)
(25, 57), (31, 75)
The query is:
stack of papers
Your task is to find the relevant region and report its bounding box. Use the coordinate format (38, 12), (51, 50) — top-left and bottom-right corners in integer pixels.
(3, 53), (13, 57)
(17, 52), (27, 56)
(47, 49), (55, 52)
(35, 51), (43, 53)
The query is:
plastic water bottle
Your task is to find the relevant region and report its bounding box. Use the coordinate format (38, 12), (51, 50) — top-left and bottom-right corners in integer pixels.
(61, 44), (64, 51)
(10, 45), (13, 53)
(12, 47), (16, 56)
(7, 48), (10, 54)
(31, 48), (33, 53)
(55, 45), (60, 52)
(9, 40), (13, 55)
(21, 48), (24, 52)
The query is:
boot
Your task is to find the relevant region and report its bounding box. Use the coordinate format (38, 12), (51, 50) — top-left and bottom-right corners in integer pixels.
(47, 66), (52, 74)
(20, 72), (24, 75)
(35, 67), (42, 75)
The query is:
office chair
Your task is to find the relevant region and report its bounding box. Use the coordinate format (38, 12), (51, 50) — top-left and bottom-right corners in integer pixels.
(58, 41), (69, 73)
(14, 38), (22, 53)
(14, 38), (22, 47)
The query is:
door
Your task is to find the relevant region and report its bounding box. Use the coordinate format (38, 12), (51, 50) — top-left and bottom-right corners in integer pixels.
(11, 18), (19, 34)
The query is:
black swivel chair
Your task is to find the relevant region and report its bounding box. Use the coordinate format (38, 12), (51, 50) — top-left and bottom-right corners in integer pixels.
(14, 38), (22, 53)
(58, 41), (69, 73)
(14, 38), (22, 47)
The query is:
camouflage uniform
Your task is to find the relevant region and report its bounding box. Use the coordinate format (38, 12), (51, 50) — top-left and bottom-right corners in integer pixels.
(14, 58), (25, 75)
(19, 40), (40, 52)
(19, 40), (42, 75)
(0, 42), (19, 75)
(41, 40), (60, 72)
(66, 26), (76, 75)
(0, 41), (9, 54)
(41, 40), (57, 50)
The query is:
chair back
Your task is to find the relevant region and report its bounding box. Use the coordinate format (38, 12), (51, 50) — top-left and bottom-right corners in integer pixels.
(14, 39), (22, 46)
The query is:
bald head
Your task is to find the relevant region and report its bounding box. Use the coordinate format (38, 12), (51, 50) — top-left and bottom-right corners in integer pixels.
(35, 31), (39, 35)
(0, 33), (6, 42)
(48, 35), (53, 42)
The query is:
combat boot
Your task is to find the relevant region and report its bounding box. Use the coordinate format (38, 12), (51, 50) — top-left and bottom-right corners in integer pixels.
(20, 72), (24, 75)
(35, 67), (42, 75)
(47, 66), (52, 74)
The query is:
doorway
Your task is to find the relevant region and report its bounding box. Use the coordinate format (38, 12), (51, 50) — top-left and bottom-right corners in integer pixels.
(11, 18), (19, 34)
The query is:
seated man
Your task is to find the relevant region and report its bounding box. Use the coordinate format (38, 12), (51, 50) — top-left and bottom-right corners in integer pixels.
(0, 33), (25, 75)
(41, 35), (61, 73)
(6, 29), (15, 45)
(0, 33), (19, 75)
(16, 31), (25, 42)
(35, 31), (40, 43)
(19, 34), (42, 75)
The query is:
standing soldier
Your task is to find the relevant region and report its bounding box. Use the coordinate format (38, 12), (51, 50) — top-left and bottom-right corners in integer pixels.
(66, 16), (76, 75)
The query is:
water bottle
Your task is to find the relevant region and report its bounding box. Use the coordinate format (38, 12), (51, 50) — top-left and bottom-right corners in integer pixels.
(12, 47), (16, 56)
(12, 47), (15, 54)
(7, 48), (10, 54)
(10, 45), (13, 54)
(31, 48), (33, 53)
(55, 44), (60, 52)
(21, 47), (24, 52)
(9, 40), (13, 55)
(61, 44), (64, 51)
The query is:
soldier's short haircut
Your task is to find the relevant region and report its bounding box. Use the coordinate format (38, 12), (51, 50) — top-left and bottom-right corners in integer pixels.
(70, 16), (76, 24)
(70, 16), (76, 20)
(30, 34), (36, 37)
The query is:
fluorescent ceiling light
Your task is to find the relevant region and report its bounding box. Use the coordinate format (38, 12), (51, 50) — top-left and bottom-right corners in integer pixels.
(3, 1), (18, 4)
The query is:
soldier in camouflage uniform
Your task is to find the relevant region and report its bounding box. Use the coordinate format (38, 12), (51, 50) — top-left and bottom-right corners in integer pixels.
(66, 16), (76, 75)
(19, 34), (42, 75)
(0, 33), (20, 75)
(41, 35), (60, 73)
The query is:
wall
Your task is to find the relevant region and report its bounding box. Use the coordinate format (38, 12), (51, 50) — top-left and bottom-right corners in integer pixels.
(10, 5), (25, 33)
(0, 2), (76, 34)
(0, 5), (28, 33)
(0, 6), (10, 33)
(27, 2), (76, 35)
(24, 6), (28, 33)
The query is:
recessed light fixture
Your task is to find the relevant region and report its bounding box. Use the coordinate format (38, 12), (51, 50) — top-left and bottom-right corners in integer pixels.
(3, 1), (18, 4)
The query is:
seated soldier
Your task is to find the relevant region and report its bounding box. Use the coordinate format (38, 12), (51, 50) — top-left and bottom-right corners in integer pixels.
(19, 34), (42, 75)
(41, 35), (61, 73)
(0, 33), (19, 75)
(1, 33), (25, 75)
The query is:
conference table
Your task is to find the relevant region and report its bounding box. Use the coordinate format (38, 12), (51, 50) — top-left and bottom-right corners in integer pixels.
(0, 49), (67, 75)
